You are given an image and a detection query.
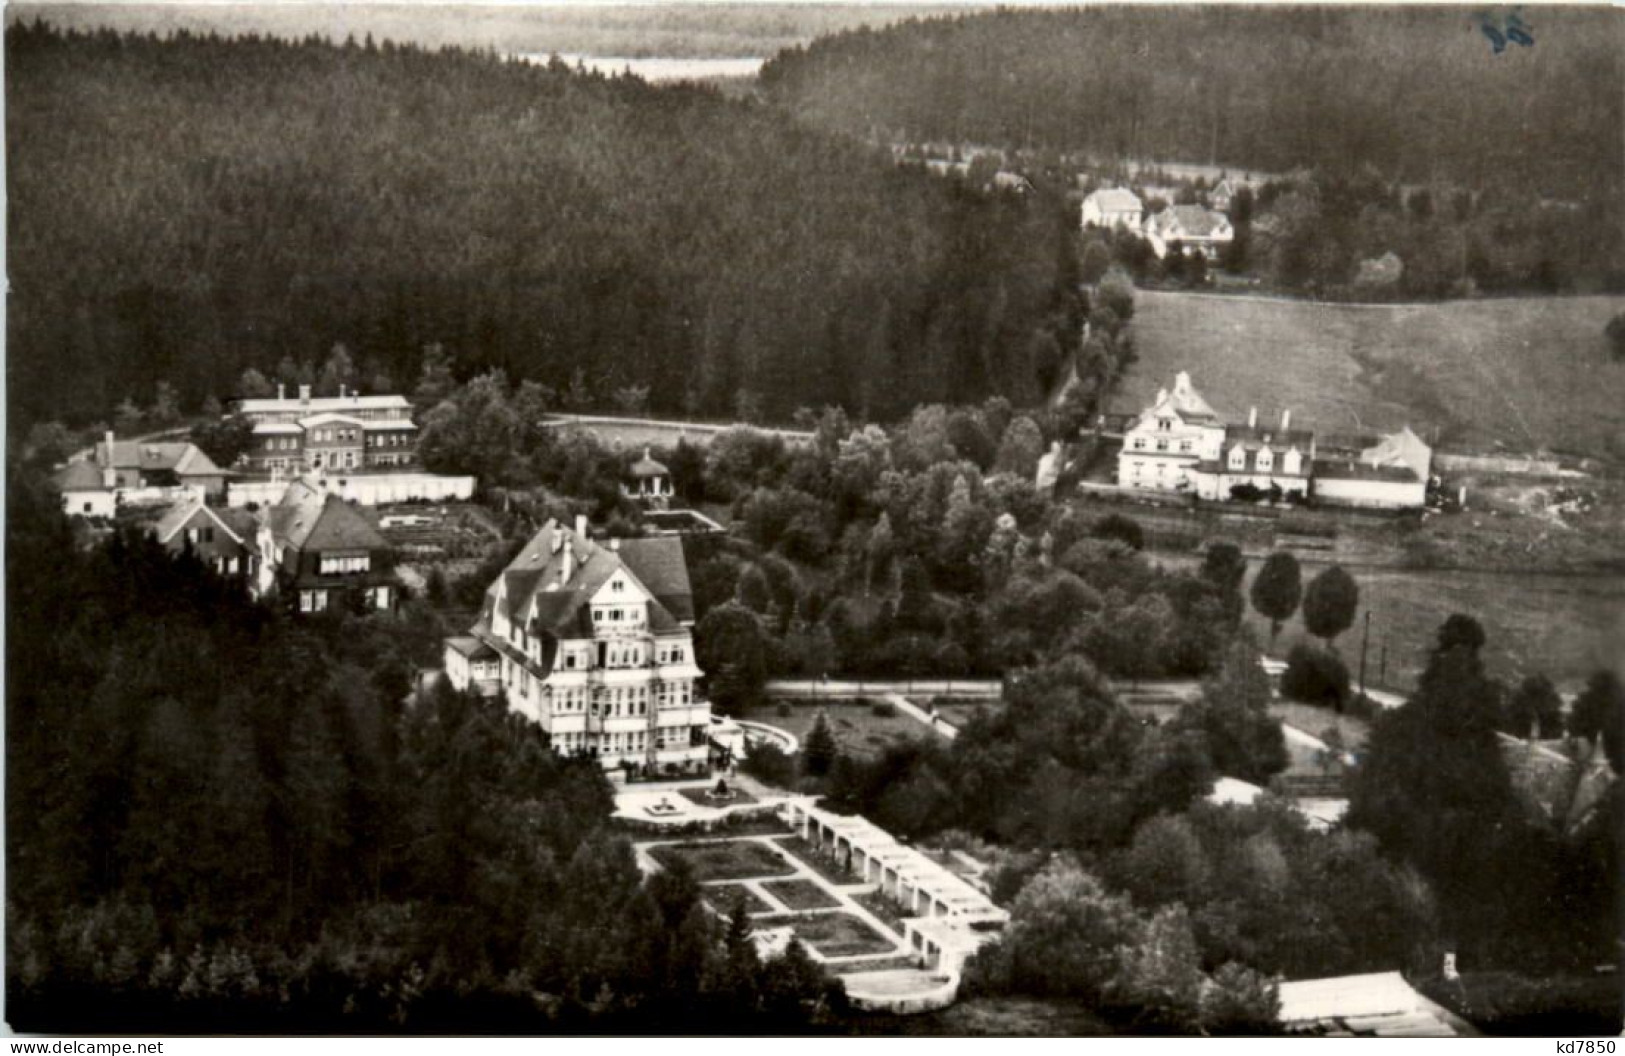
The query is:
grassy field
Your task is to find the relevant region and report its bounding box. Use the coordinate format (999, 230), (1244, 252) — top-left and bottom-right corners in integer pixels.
(1119, 291), (1625, 458)
(1254, 564), (1625, 698)
(647, 840), (793, 882)
(1153, 551), (1624, 696)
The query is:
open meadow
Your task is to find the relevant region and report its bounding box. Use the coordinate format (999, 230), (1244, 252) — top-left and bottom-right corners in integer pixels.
(1118, 291), (1625, 459)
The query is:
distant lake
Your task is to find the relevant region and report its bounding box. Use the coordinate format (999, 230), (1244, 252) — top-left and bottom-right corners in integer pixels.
(516, 53), (764, 82)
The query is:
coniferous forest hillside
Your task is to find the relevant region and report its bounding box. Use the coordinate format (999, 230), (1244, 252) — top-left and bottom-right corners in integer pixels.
(5, 23), (1080, 431)
(762, 6), (1624, 204)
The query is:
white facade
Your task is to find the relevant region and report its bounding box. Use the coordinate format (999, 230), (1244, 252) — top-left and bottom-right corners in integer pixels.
(1081, 187), (1144, 230)
(228, 471), (476, 508)
(1144, 205), (1234, 259)
(446, 518), (713, 776)
(1117, 371), (1226, 492)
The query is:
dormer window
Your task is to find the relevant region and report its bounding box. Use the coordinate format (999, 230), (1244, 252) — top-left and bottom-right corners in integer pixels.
(1228, 446), (1246, 471)
(1257, 448), (1274, 472)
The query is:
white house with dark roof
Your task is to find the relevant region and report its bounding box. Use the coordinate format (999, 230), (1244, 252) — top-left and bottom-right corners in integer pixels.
(1119, 373), (1316, 501)
(1144, 204), (1234, 259)
(445, 515), (712, 776)
(152, 496), (259, 583)
(1081, 187), (1144, 230)
(1193, 408), (1316, 501)
(1117, 371), (1227, 492)
(1313, 426), (1432, 510)
(253, 478), (397, 612)
(53, 430), (224, 516)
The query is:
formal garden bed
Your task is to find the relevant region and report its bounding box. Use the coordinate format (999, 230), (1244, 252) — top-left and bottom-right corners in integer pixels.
(754, 911), (898, 958)
(850, 888), (912, 934)
(761, 878), (843, 911)
(701, 883), (777, 917)
(646, 840), (795, 882)
(772, 835), (860, 885)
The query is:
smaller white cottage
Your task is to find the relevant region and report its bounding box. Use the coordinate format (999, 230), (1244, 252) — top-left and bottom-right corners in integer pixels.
(1313, 426), (1432, 510)
(1081, 187), (1144, 230)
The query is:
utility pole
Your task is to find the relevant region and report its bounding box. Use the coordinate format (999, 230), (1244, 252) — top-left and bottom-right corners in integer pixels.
(1358, 610), (1372, 698)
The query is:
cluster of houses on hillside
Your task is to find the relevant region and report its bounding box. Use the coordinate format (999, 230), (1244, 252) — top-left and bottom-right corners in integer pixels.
(1116, 372), (1434, 510)
(1081, 185), (1235, 260)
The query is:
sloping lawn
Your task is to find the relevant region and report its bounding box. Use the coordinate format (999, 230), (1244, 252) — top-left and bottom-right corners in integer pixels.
(647, 840), (794, 882)
(1121, 290), (1625, 457)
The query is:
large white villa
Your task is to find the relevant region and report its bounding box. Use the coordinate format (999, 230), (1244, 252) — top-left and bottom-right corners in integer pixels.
(444, 515), (714, 776)
(1117, 372), (1430, 509)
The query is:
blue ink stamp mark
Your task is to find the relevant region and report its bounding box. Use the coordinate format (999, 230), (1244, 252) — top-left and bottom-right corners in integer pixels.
(1478, 7), (1535, 54)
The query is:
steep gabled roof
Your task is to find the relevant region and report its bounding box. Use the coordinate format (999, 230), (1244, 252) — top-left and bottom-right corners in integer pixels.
(54, 461), (106, 492)
(1361, 425), (1432, 479)
(1150, 204), (1230, 238)
(486, 519), (688, 641)
(97, 440), (220, 476)
(1087, 187), (1142, 213)
(268, 483), (388, 553)
(619, 536), (694, 624)
(154, 497), (246, 547)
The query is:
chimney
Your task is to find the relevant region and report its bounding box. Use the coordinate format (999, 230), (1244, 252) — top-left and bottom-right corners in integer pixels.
(299, 384), (311, 405)
(102, 430), (117, 488)
(609, 537), (620, 552)
(1248, 407), (1257, 429)
(1310, 435), (1317, 461)
(575, 513), (588, 539)
(277, 383), (285, 401)
(560, 537), (575, 583)
(337, 384), (345, 400)
(1281, 409), (1292, 432)
(1175, 370), (1191, 393)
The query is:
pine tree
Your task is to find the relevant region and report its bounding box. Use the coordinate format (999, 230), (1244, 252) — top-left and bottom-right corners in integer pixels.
(802, 712), (838, 777)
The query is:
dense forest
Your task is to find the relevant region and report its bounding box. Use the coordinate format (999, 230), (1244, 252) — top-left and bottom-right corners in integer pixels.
(5, 22), (1079, 432)
(4, 467), (844, 1032)
(762, 7), (1624, 204)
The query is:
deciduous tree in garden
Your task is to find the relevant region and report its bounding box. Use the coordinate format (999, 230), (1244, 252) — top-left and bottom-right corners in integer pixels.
(1249, 551), (1302, 642)
(1302, 564), (1359, 649)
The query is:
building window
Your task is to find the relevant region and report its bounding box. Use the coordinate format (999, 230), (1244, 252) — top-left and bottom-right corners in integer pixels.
(319, 553), (371, 575)
(1179, 441), (1192, 453)
(1156, 440), (1168, 452)
(1132, 438), (1146, 450)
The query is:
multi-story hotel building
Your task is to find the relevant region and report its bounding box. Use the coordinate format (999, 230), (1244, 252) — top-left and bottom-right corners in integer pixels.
(232, 385), (418, 475)
(444, 515), (713, 776)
